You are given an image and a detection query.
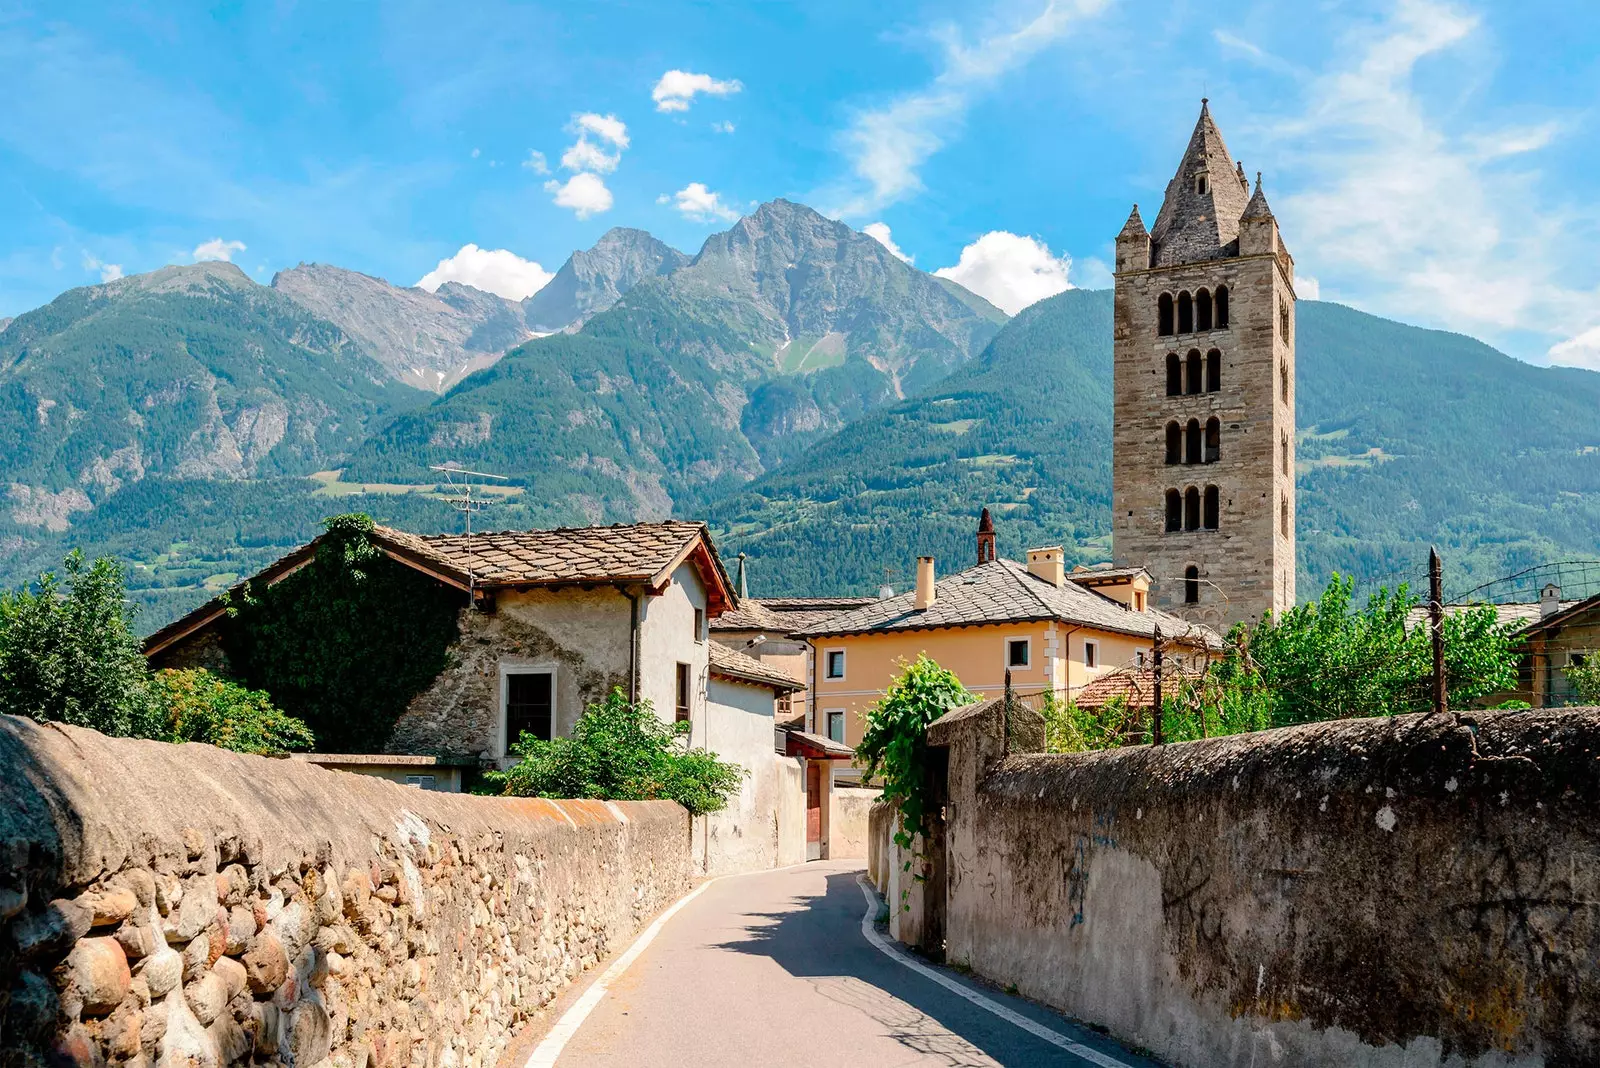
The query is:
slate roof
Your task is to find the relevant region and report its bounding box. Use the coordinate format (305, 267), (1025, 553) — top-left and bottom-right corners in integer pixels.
(708, 642), (804, 692)
(376, 521), (715, 589)
(1149, 100), (1253, 268)
(792, 559), (1220, 648)
(1069, 564), (1150, 586)
(711, 596), (879, 634)
(1402, 600), (1584, 633)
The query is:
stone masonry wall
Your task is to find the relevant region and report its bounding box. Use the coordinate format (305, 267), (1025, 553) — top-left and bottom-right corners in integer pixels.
(927, 703), (1600, 1067)
(0, 715), (690, 1068)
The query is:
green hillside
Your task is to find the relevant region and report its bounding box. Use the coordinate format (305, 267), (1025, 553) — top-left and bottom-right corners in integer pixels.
(714, 290), (1600, 599)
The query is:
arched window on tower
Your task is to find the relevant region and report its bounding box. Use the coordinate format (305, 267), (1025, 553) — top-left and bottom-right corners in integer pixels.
(1206, 349), (1221, 392)
(1280, 358), (1290, 404)
(1166, 352), (1181, 396)
(1165, 489), (1182, 532)
(1177, 292), (1194, 334)
(1185, 350), (1202, 394)
(1214, 286), (1229, 328)
(1185, 419), (1201, 464)
(1165, 422), (1181, 465)
(1184, 487), (1200, 531)
(1196, 289), (1213, 331)
(1281, 432), (1290, 476)
(1184, 565), (1200, 604)
(1158, 293), (1174, 336)
(1281, 494), (1290, 538)
(1203, 485), (1219, 530)
(1204, 418), (1220, 463)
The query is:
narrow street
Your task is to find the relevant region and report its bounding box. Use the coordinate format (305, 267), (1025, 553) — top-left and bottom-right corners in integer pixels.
(535, 860), (1158, 1068)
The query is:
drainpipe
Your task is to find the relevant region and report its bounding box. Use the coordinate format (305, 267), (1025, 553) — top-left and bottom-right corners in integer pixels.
(620, 585), (640, 703)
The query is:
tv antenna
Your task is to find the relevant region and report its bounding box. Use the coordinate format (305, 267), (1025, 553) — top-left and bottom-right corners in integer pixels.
(430, 464), (508, 537)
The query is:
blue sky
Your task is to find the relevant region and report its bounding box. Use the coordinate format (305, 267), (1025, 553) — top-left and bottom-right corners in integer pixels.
(2, 0), (1598, 368)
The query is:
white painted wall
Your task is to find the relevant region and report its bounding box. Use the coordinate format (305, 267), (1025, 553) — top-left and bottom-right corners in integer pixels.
(774, 757), (807, 867)
(638, 562), (709, 728)
(694, 675), (791, 875)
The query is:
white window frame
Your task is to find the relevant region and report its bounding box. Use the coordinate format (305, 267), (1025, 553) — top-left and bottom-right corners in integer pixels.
(500, 663), (558, 758)
(824, 648), (847, 680)
(826, 709), (847, 743)
(1006, 636), (1031, 669)
(1083, 639), (1100, 670)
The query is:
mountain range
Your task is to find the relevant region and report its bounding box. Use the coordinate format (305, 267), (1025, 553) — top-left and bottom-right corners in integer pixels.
(1, 198), (1595, 629)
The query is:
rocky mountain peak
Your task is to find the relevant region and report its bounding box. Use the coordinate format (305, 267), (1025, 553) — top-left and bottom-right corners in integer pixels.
(523, 229), (687, 332)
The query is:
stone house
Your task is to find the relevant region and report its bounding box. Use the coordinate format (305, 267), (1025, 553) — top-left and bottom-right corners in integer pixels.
(1514, 588), (1600, 706)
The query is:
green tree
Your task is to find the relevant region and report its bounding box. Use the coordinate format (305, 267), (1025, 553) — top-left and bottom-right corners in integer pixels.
(1040, 693), (1134, 753)
(0, 551), (161, 738)
(152, 667), (315, 755)
(1568, 658), (1600, 705)
(487, 689), (745, 816)
(855, 656), (972, 849)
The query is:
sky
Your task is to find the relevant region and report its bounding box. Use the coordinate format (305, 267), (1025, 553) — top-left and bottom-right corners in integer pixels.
(1, 0), (1598, 368)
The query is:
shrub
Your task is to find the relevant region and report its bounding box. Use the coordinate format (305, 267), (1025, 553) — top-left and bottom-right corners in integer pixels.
(1041, 693), (1134, 753)
(0, 550), (162, 738)
(486, 688), (744, 815)
(1569, 659), (1600, 706)
(855, 656), (971, 849)
(152, 667), (315, 755)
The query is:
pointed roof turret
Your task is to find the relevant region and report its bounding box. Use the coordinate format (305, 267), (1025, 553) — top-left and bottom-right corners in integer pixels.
(735, 551), (749, 599)
(1148, 99), (1252, 267)
(1118, 204), (1147, 238)
(1242, 172), (1275, 221)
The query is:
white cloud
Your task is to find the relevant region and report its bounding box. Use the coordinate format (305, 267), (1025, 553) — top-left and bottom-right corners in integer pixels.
(193, 238), (246, 262)
(652, 70), (743, 113)
(560, 138), (621, 175)
(666, 182), (741, 224)
(711, 120), (736, 135)
(545, 173), (614, 219)
(832, 0), (1107, 215)
(571, 112), (629, 148)
(933, 231), (1071, 315)
(522, 150), (549, 175)
(82, 253), (122, 282)
(1549, 328), (1600, 372)
(470, 147), (481, 159)
(1263, 0), (1600, 358)
(1296, 274), (1322, 301)
(863, 222), (913, 264)
(415, 244), (554, 301)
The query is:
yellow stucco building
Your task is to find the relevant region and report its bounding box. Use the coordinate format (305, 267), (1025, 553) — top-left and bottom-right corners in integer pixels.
(794, 515), (1220, 778)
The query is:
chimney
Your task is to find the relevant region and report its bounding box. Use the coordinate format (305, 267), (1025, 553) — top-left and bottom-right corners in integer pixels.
(914, 557), (936, 611)
(1026, 546), (1065, 588)
(976, 507), (996, 565)
(1541, 582), (1562, 619)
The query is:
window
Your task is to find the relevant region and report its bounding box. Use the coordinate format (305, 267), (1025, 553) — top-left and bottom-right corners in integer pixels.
(1158, 293), (1174, 336)
(1007, 638), (1030, 668)
(777, 691), (793, 718)
(1281, 432), (1290, 476)
(675, 663), (692, 722)
(1137, 650), (1147, 668)
(1184, 487), (1200, 531)
(1204, 418), (1220, 463)
(693, 608), (705, 643)
(1203, 485), (1220, 530)
(1184, 565), (1200, 604)
(1206, 349), (1221, 392)
(1214, 286), (1229, 328)
(403, 775), (436, 790)
(1280, 359), (1290, 404)
(1196, 289), (1213, 331)
(505, 670), (554, 752)
(1165, 489), (1182, 532)
(827, 710), (846, 742)
(1166, 352), (1182, 395)
(1195, 173), (1208, 195)
(1185, 419), (1201, 464)
(825, 650), (846, 679)
(1083, 640), (1099, 669)
(1279, 298), (1290, 337)
(1185, 350), (1202, 395)
(1165, 421), (1181, 465)
(1177, 291), (1194, 334)
(1281, 494), (1291, 538)
(1134, 590), (1147, 612)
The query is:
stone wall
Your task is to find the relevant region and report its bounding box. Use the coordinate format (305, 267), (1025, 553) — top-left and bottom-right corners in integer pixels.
(924, 703), (1600, 1067)
(0, 716), (691, 1068)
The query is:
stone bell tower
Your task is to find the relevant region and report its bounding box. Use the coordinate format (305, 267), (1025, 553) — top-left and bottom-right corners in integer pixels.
(1111, 100), (1297, 629)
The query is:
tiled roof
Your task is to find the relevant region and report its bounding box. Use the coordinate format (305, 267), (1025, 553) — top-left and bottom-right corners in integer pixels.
(708, 642), (804, 692)
(710, 596), (879, 634)
(792, 559), (1220, 649)
(1068, 564), (1149, 585)
(1402, 600), (1583, 633)
(709, 599), (788, 632)
(780, 728), (854, 760)
(1077, 668), (1204, 709)
(376, 521), (713, 589)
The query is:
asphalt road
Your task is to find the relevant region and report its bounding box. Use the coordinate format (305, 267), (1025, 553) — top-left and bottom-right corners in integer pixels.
(549, 860), (1159, 1068)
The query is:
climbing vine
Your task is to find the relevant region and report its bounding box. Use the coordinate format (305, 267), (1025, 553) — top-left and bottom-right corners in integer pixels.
(221, 513), (464, 752)
(855, 655), (971, 855)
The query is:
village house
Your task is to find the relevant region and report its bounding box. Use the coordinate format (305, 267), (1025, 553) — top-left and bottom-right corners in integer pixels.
(143, 520), (854, 873)
(794, 511), (1221, 781)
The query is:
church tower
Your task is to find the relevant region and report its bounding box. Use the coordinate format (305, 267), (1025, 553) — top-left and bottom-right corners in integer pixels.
(1111, 101), (1297, 629)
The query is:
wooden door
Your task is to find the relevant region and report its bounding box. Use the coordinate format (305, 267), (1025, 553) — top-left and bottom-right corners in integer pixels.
(805, 762), (822, 844)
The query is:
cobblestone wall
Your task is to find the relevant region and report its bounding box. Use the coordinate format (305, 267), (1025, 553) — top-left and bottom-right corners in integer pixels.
(0, 716), (690, 1068)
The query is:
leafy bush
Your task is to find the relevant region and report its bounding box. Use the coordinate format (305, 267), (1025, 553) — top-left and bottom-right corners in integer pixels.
(152, 668), (315, 755)
(486, 689), (744, 815)
(855, 656), (971, 849)
(1041, 693), (1135, 753)
(1569, 659), (1600, 706)
(0, 550), (162, 738)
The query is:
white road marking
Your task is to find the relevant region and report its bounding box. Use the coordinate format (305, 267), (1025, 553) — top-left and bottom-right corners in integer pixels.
(854, 876), (1137, 1068)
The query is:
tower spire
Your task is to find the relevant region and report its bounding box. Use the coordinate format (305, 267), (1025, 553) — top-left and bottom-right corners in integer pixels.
(1147, 100), (1250, 266)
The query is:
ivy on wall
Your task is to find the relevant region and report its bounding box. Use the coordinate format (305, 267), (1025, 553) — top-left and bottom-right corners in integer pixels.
(221, 513), (464, 752)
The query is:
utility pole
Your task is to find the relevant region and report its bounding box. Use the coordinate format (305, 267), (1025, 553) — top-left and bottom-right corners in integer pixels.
(431, 464), (508, 608)
(1003, 668), (1013, 757)
(1151, 624), (1164, 746)
(1429, 546), (1447, 719)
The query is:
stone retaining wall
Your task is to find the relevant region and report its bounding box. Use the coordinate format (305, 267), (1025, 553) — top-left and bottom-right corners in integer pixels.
(0, 716), (690, 1068)
(923, 703), (1600, 1067)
